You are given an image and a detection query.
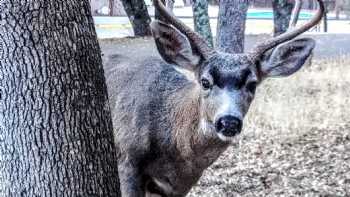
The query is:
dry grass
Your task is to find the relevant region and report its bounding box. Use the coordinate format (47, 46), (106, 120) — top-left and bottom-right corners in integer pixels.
(188, 57), (350, 196)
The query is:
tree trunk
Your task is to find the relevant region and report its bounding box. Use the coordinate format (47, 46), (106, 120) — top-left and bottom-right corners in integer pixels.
(192, 0), (214, 47)
(121, 0), (152, 36)
(208, 0), (219, 6)
(335, 0), (341, 19)
(0, 1), (120, 196)
(346, 1), (350, 19)
(216, 0), (249, 53)
(109, 0), (115, 16)
(114, 0), (127, 16)
(183, 0), (193, 6)
(272, 0), (294, 36)
(155, 0), (167, 21)
(323, 2), (328, 32)
(166, 0), (175, 13)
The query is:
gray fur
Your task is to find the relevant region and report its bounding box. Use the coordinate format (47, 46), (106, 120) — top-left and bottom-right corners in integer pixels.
(107, 21), (315, 197)
(108, 55), (228, 196)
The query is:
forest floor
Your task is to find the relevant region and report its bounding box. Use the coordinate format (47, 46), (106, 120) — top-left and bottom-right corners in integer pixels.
(100, 35), (350, 196)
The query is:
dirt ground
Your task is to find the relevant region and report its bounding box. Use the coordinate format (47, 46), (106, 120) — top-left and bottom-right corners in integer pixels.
(100, 35), (350, 196)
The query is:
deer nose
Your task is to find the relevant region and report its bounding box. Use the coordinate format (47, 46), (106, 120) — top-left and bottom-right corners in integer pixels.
(215, 116), (242, 137)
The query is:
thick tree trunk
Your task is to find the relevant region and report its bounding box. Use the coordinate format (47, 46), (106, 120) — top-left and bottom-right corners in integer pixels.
(192, 0), (214, 47)
(216, 0), (249, 54)
(272, 0), (294, 36)
(121, 0), (152, 36)
(0, 1), (120, 196)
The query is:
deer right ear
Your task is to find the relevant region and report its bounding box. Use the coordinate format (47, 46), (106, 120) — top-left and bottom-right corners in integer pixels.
(258, 38), (315, 79)
(150, 20), (201, 71)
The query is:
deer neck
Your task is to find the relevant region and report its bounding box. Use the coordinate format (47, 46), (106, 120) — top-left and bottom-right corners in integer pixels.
(167, 82), (229, 167)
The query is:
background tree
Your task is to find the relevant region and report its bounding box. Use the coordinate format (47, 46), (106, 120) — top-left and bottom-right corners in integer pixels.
(121, 0), (152, 36)
(272, 0), (294, 36)
(114, 0), (127, 16)
(109, 0), (115, 15)
(0, 1), (120, 196)
(208, 0), (219, 5)
(345, 0), (350, 18)
(155, 0), (167, 21)
(192, 0), (214, 47)
(335, 0), (345, 19)
(216, 0), (250, 53)
(166, 0), (175, 12)
(183, 0), (192, 6)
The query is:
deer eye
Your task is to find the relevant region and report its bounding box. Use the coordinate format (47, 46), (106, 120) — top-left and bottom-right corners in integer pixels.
(201, 78), (212, 90)
(246, 82), (257, 93)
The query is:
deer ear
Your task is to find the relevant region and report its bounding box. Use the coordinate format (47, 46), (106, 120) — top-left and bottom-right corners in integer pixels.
(258, 38), (315, 79)
(150, 20), (201, 71)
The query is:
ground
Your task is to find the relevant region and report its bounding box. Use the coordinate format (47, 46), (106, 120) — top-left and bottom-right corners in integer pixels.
(100, 35), (350, 196)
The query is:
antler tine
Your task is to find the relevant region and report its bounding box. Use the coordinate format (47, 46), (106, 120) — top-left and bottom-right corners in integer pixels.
(153, 0), (215, 59)
(250, 0), (325, 62)
(289, 0), (302, 28)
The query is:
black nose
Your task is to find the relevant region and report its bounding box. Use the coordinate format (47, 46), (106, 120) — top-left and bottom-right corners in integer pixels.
(215, 116), (242, 137)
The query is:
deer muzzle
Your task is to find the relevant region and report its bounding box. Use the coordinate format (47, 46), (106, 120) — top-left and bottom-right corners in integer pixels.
(215, 115), (242, 137)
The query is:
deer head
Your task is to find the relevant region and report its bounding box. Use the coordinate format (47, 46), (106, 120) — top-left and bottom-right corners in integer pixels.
(151, 0), (324, 141)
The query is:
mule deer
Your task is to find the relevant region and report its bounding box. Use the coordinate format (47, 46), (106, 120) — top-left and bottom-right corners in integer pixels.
(110, 0), (324, 196)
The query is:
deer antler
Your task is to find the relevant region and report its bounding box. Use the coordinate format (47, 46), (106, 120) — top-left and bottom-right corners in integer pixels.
(153, 0), (215, 59)
(250, 0), (324, 61)
(289, 0), (302, 28)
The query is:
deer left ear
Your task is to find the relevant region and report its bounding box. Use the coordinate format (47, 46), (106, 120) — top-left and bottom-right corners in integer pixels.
(150, 20), (201, 71)
(258, 38), (316, 79)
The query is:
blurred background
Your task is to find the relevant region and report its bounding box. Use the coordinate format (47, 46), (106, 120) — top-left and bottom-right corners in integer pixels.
(89, 0), (350, 38)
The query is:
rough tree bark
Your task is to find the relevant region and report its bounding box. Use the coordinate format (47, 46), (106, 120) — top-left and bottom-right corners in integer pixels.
(216, 0), (250, 53)
(192, 0), (214, 47)
(0, 1), (120, 196)
(121, 0), (152, 36)
(272, 0), (294, 36)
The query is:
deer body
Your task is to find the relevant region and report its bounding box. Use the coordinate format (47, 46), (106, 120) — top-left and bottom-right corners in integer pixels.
(110, 0), (325, 196)
(109, 57), (230, 196)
